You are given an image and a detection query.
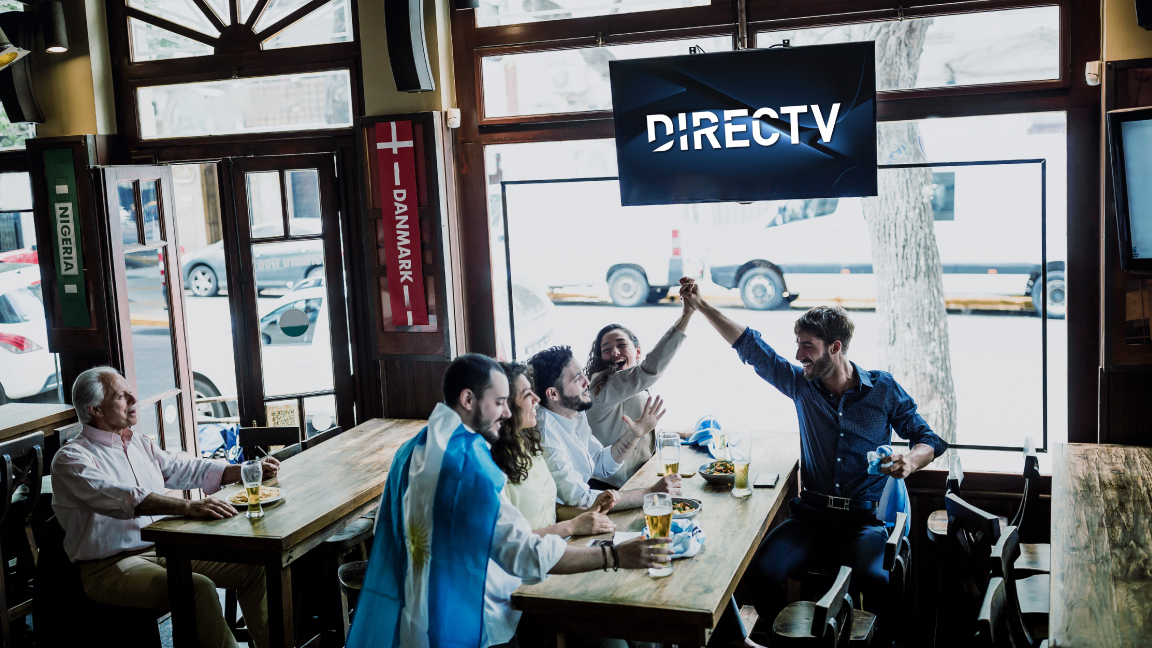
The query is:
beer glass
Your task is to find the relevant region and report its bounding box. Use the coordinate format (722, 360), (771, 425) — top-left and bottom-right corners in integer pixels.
(241, 460), (264, 519)
(644, 492), (674, 577)
(658, 432), (680, 476)
(729, 430), (752, 498)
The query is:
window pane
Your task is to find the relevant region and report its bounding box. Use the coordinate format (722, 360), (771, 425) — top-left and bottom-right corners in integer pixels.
(285, 169), (322, 233)
(0, 264), (62, 402)
(482, 37), (733, 118)
(253, 0), (313, 32)
(255, 250), (333, 397)
(303, 394), (336, 437)
(118, 182), (140, 246)
(205, 0), (228, 23)
(477, 0), (708, 28)
(125, 249), (178, 401)
(757, 6), (1060, 91)
(0, 103), (35, 151)
(141, 180), (163, 243)
(127, 0), (221, 36)
(247, 172), (284, 238)
(261, 0), (352, 49)
(161, 395), (183, 451)
(136, 401), (161, 442)
(240, 0), (257, 23)
(137, 70), (354, 139)
(0, 173), (32, 211)
(130, 18), (214, 62)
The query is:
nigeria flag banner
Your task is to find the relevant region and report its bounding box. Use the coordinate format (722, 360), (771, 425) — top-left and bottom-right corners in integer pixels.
(347, 403), (506, 648)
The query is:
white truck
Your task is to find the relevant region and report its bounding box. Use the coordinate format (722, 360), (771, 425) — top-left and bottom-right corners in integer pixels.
(503, 180), (704, 307)
(707, 164), (1066, 318)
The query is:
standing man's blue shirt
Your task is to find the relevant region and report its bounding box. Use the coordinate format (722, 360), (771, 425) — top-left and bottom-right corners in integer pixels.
(733, 327), (948, 502)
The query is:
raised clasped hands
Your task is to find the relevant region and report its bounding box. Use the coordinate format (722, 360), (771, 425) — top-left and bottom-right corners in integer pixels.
(679, 277), (703, 309)
(621, 395), (666, 440)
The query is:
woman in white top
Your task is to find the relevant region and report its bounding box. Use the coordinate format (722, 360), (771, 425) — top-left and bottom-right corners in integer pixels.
(494, 362), (617, 536)
(585, 298), (694, 488)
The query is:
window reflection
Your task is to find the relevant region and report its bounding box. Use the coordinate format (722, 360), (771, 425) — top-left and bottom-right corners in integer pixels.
(118, 181), (140, 246)
(124, 249), (177, 401)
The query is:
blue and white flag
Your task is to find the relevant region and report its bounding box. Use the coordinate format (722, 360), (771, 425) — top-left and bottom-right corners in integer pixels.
(347, 403), (506, 648)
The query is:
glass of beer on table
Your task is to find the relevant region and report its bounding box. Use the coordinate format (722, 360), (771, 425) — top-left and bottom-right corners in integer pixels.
(729, 430), (752, 498)
(241, 460), (265, 519)
(658, 432), (680, 476)
(644, 492), (674, 577)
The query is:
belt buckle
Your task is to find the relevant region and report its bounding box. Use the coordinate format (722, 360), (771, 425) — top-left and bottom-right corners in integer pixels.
(828, 496), (851, 511)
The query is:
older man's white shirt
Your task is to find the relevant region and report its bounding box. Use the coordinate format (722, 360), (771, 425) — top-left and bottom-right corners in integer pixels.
(537, 406), (622, 508)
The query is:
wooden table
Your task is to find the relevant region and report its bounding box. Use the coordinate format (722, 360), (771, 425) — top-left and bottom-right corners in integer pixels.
(142, 417), (426, 648)
(1050, 443), (1152, 647)
(0, 403), (76, 442)
(513, 432), (801, 647)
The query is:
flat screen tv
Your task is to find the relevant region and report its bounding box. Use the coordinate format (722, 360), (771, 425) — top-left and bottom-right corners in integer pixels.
(609, 42), (877, 207)
(1108, 106), (1152, 273)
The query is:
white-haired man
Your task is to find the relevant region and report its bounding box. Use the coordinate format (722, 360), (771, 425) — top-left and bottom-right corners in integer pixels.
(51, 366), (279, 648)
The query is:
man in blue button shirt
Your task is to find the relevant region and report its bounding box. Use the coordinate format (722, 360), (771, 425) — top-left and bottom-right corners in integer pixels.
(679, 278), (948, 643)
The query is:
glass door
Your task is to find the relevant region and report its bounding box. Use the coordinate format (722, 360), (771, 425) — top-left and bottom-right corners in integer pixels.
(228, 154), (352, 440)
(102, 166), (196, 455)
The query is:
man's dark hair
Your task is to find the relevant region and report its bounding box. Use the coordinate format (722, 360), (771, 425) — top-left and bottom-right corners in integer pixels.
(794, 306), (855, 353)
(442, 353), (503, 406)
(527, 346), (573, 395)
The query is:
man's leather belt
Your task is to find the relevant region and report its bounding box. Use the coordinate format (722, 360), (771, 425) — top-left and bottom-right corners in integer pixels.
(801, 490), (877, 512)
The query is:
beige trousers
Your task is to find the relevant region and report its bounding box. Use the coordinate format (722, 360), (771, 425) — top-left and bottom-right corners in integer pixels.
(79, 548), (270, 648)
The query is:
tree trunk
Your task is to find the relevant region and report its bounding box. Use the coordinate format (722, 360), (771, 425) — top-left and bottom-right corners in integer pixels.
(860, 21), (958, 448)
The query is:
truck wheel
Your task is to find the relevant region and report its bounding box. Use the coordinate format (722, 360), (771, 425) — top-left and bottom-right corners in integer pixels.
(739, 267), (785, 311)
(646, 287), (669, 304)
(1032, 270), (1066, 320)
(608, 268), (650, 308)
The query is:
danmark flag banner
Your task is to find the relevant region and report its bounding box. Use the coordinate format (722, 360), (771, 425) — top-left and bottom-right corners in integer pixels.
(346, 403), (505, 648)
(374, 120), (430, 327)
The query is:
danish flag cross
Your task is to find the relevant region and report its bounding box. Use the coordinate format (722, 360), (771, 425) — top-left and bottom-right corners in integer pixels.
(376, 121), (414, 154)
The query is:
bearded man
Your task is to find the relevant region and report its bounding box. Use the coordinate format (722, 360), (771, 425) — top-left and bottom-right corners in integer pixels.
(679, 278), (947, 644)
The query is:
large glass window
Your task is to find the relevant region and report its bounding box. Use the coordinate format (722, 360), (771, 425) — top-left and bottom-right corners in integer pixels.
(137, 70), (354, 139)
(757, 6), (1061, 91)
(482, 36), (733, 119)
(487, 111), (1066, 472)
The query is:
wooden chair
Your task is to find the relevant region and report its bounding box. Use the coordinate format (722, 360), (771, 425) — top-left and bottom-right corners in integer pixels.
(303, 426), (343, 450)
(884, 512), (911, 606)
(0, 432), (44, 647)
(990, 526), (1049, 647)
(337, 560), (368, 636)
(773, 566), (875, 647)
(272, 442), (304, 461)
(976, 577), (1049, 648)
(1008, 455), (1050, 577)
(237, 426), (299, 462)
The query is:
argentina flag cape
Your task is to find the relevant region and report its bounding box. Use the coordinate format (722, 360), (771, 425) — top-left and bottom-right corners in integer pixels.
(347, 403), (506, 648)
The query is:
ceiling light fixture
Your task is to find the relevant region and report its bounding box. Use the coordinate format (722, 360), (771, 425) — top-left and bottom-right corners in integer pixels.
(41, 1), (67, 53)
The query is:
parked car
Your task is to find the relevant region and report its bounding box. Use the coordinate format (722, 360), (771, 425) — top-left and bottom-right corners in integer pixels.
(0, 247), (37, 264)
(708, 166), (1066, 318)
(0, 264), (60, 404)
(181, 219), (324, 297)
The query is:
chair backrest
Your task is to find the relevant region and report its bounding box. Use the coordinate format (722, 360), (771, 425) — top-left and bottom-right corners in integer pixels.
(945, 492), (1002, 594)
(303, 426), (343, 450)
(947, 452), (964, 497)
(990, 525), (1038, 648)
(976, 577), (1012, 648)
(0, 432), (45, 530)
(1009, 454), (1041, 536)
(238, 426), (299, 461)
(272, 443), (304, 461)
(55, 422), (83, 444)
(811, 565), (854, 647)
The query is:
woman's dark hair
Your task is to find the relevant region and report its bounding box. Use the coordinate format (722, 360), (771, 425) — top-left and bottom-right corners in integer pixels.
(491, 362), (544, 485)
(442, 353), (503, 407)
(584, 324), (640, 378)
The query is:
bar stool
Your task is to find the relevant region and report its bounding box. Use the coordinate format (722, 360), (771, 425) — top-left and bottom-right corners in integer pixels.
(337, 561), (368, 636)
(317, 512), (375, 636)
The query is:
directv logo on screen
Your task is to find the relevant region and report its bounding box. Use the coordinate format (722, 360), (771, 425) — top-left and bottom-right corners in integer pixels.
(610, 43), (878, 206)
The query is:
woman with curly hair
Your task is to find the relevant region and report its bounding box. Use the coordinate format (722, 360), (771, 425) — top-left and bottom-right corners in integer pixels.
(584, 296), (695, 489)
(493, 362), (618, 537)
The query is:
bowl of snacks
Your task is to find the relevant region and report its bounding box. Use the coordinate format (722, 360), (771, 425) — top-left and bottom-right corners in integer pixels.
(672, 497), (702, 519)
(699, 460), (736, 486)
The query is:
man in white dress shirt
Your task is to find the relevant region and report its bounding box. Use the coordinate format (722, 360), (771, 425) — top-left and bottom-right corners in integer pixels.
(528, 346), (681, 510)
(51, 367), (279, 648)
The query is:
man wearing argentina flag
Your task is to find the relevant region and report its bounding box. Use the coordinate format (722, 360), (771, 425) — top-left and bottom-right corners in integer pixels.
(348, 354), (673, 648)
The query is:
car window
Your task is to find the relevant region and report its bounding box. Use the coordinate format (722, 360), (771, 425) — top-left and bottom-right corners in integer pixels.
(0, 286), (43, 323)
(769, 198), (840, 227)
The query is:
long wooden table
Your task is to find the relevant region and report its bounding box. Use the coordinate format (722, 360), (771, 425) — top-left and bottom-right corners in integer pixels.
(0, 402), (76, 442)
(1050, 443), (1152, 647)
(142, 417), (426, 648)
(513, 432), (800, 647)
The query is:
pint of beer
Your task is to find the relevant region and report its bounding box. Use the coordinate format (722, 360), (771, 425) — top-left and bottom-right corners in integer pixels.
(729, 430), (752, 498)
(241, 460), (265, 519)
(644, 493), (674, 578)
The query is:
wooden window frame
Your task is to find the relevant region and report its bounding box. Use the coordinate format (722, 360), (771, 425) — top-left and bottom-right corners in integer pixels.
(105, 0), (364, 149)
(450, 0), (1102, 445)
